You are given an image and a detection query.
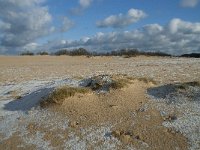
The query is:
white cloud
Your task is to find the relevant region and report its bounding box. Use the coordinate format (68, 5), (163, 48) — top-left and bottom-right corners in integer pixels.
(168, 18), (200, 34)
(0, 20), (11, 31)
(71, 0), (93, 15)
(0, 0), (53, 48)
(79, 0), (93, 8)
(180, 0), (199, 7)
(21, 43), (39, 51)
(60, 17), (74, 32)
(43, 18), (200, 55)
(96, 8), (147, 28)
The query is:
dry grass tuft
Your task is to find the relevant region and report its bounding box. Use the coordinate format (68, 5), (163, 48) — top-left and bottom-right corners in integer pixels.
(111, 74), (157, 88)
(15, 95), (22, 100)
(110, 78), (132, 89)
(40, 86), (90, 107)
(176, 81), (200, 90)
(7, 90), (22, 100)
(136, 77), (157, 85)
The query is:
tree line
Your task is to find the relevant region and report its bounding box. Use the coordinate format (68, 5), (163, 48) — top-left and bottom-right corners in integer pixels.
(20, 48), (173, 57)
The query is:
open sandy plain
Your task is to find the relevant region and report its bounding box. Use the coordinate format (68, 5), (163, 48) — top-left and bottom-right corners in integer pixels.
(0, 56), (200, 150)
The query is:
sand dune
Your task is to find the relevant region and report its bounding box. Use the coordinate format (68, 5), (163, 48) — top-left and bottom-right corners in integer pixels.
(0, 56), (199, 149)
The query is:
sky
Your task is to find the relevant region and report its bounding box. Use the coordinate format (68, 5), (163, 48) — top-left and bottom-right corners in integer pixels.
(0, 0), (200, 55)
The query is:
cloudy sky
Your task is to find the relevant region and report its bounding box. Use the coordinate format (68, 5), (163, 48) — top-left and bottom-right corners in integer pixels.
(0, 0), (200, 55)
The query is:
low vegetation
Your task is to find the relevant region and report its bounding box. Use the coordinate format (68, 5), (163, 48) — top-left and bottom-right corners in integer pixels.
(113, 75), (157, 85)
(180, 53), (200, 58)
(20, 51), (34, 56)
(176, 81), (200, 90)
(19, 48), (200, 58)
(136, 77), (157, 85)
(40, 86), (90, 107)
(40, 75), (158, 107)
(37, 51), (49, 55)
(53, 48), (171, 57)
(110, 77), (133, 89)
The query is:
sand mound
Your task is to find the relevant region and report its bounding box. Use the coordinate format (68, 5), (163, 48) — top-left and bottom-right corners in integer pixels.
(43, 76), (187, 149)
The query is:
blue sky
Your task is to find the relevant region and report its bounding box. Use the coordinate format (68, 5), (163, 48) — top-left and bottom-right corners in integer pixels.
(0, 0), (200, 54)
(47, 0), (200, 40)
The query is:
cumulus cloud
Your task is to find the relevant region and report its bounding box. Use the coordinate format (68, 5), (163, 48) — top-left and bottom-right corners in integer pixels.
(180, 0), (199, 7)
(21, 43), (39, 51)
(0, 0), (53, 50)
(79, 0), (93, 8)
(168, 18), (200, 34)
(60, 17), (74, 32)
(71, 0), (93, 15)
(43, 18), (200, 55)
(96, 8), (147, 28)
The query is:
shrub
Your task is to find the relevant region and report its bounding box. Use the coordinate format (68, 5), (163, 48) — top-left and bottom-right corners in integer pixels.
(69, 48), (90, 56)
(53, 48), (172, 57)
(180, 53), (200, 58)
(20, 51), (34, 56)
(37, 51), (49, 55)
(54, 49), (69, 56)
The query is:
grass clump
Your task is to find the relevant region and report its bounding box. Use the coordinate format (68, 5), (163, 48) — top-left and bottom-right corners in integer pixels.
(136, 77), (157, 85)
(110, 78), (132, 89)
(111, 75), (157, 89)
(176, 81), (200, 90)
(41, 86), (90, 107)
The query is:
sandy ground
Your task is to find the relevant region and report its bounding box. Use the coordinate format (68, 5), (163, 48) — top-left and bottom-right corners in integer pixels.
(0, 56), (199, 84)
(0, 56), (200, 150)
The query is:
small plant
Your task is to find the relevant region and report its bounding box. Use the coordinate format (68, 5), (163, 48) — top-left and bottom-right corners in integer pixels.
(40, 86), (90, 107)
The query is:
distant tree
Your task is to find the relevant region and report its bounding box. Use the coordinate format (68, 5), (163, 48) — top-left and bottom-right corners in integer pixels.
(37, 51), (49, 55)
(53, 47), (172, 57)
(54, 49), (69, 56)
(69, 48), (90, 56)
(20, 51), (34, 56)
(180, 53), (200, 58)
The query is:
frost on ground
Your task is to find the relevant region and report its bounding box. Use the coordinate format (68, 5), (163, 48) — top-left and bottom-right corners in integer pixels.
(0, 78), (128, 150)
(147, 82), (200, 150)
(0, 56), (199, 149)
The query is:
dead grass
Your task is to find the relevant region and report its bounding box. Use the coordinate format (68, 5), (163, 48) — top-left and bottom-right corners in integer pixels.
(41, 75), (157, 107)
(136, 77), (157, 85)
(14, 95), (22, 100)
(111, 74), (157, 89)
(110, 78), (132, 89)
(40, 86), (90, 107)
(7, 90), (22, 100)
(176, 81), (200, 90)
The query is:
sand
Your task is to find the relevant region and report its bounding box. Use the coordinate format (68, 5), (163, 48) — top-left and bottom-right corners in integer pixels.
(0, 56), (199, 149)
(0, 55), (199, 84)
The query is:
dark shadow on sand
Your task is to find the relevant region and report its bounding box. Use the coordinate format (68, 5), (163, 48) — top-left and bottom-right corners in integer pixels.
(147, 84), (176, 99)
(147, 82), (200, 102)
(3, 87), (54, 112)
